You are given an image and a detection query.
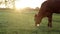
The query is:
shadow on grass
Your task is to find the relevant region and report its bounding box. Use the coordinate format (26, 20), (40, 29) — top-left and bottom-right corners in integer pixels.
(53, 19), (60, 23)
(32, 26), (60, 34)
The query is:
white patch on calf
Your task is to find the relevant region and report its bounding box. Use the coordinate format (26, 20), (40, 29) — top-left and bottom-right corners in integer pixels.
(37, 24), (40, 26)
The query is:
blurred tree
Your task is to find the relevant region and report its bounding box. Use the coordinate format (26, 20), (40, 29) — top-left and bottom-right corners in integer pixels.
(0, 0), (15, 9)
(5, 0), (15, 9)
(34, 7), (39, 11)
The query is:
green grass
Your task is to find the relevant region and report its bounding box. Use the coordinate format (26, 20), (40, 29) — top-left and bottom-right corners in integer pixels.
(0, 10), (60, 34)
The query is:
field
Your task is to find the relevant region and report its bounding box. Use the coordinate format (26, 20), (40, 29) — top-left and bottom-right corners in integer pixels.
(0, 10), (60, 34)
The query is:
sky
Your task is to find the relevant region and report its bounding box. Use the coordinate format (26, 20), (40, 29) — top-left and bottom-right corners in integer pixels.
(15, 0), (46, 9)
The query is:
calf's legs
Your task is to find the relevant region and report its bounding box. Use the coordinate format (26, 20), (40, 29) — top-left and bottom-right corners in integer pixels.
(47, 15), (52, 28)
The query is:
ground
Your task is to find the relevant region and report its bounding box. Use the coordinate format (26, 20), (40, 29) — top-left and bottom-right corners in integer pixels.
(0, 10), (60, 34)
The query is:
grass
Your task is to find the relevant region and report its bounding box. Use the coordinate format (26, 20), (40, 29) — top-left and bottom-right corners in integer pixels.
(0, 10), (60, 34)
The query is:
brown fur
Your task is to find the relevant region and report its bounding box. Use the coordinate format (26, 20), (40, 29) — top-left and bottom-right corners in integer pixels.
(34, 1), (60, 28)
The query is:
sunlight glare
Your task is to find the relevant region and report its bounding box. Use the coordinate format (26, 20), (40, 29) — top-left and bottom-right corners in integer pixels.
(15, 0), (45, 9)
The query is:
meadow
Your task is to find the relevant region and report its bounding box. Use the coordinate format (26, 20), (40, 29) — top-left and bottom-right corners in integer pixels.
(0, 9), (60, 34)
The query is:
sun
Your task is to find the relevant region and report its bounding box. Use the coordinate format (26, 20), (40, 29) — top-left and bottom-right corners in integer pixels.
(15, 0), (45, 9)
